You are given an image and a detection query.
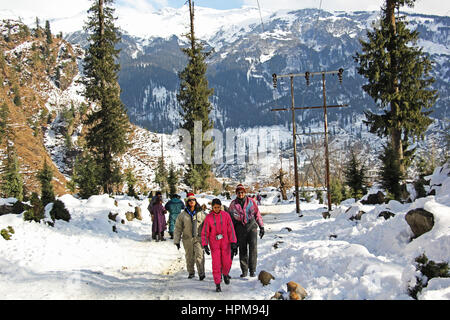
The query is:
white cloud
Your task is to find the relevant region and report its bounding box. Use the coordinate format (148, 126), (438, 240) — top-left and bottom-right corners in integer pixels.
(0, 0), (91, 19)
(243, 0), (450, 16)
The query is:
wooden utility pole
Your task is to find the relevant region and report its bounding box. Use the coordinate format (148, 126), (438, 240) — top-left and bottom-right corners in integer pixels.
(289, 75), (300, 214)
(272, 69), (347, 212)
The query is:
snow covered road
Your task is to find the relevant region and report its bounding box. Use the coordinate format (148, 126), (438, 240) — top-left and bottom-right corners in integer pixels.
(1, 171), (449, 300)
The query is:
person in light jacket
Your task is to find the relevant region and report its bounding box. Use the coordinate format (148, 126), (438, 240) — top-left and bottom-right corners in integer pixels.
(201, 198), (238, 292)
(228, 184), (264, 278)
(173, 193), (207, 280)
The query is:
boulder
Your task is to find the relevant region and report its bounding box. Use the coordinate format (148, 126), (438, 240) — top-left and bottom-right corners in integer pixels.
(349, 210), (366, 221)
(270, 291), (286, 300)
(361, 191), (385, 205)
(405, 208), (434, 238)
(135, 206), (143, 220)
(0, 204), (13, 216)
(346, 206), (366, 221)
(378, 211), (395, 220)
(108, 212), (118, 222)
(258, 270), (275, 286)
(286, 281), (307, 300)
(125, 211), (135, 221)
(12, 201), (31, 214)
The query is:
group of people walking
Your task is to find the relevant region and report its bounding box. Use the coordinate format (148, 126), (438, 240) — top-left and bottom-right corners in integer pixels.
(148, 184), (264, 292)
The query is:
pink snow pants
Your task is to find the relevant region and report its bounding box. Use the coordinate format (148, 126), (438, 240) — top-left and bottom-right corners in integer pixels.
(211, 242), (232, 285)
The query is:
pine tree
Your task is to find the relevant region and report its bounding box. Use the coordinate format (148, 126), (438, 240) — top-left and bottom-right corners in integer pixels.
(344, 150), (368, 199)
(154, 155), (168, 195)
(379, 142), (404, 200)
(330, 177), (343, 205)
(34, 17), (42, 38)
(167, 162), (179, 196)
(177, 0), (214, 192)
(81, 0), (131, 194)
(125, 168), (137, 197)
(73, 153), (101, 199)
(45, 20), (52, 44)
(1, 149), (23, 201)
(23, 192), (44, 223)
(37, 159), (55, 207)
(0, 103), (9, 144)
(354, 0), (437, 177)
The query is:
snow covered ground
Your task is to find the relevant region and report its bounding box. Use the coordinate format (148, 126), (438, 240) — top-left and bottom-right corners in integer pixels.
(0, 166), (449, 300)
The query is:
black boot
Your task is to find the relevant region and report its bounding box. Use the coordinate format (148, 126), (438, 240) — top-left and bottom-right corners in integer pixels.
(188, 274), (195, 279)
(199, 274), (205, 281)
(224, 275), (230, 285)
(250, 271), (256, 277)
(216, 284), (222, 292)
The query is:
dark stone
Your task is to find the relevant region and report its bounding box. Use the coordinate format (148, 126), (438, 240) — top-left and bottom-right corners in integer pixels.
(322, 211), (330, 219)
(361, 191), (385, 205)
(108, 212), (118, 222)
(0, 204), (14, 216)
(378, 211), (395, 220)
(349, 210), (366, 221)
(405, 209), (435, 239)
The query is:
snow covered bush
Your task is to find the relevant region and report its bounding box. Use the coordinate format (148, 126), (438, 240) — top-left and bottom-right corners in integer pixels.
(23, 192), (45, 223)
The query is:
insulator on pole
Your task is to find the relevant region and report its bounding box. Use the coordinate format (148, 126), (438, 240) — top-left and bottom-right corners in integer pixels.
(305, 71), (310, 86)
(338, 68), (344, 84)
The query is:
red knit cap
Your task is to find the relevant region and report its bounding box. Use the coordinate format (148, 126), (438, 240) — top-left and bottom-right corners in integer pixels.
(186, 192), (196, 200)
(236, 184), (246, 193)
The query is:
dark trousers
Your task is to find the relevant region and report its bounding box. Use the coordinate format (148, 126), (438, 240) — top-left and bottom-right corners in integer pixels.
(234, 221), (258, 274)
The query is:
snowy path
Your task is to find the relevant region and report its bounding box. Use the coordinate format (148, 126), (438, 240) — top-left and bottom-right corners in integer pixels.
(1, 183), (449, 299)
(0, 200), (309, 300)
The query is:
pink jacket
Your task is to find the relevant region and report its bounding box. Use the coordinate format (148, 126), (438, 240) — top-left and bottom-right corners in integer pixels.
(228, 196), (264, 227)
(201, 210), (237, 248)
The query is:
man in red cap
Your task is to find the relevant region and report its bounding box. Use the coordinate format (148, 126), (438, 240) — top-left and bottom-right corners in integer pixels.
(228, 184), (264, 277)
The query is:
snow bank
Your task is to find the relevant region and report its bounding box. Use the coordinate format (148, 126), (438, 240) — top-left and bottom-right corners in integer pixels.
(0, 165), (448, 299)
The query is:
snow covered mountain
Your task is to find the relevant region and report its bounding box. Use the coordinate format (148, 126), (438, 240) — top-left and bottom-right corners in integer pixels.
(59, 6), (450, 182)
(53, 6), (449, 134)
(1, 6), (448, 186)
(0, 19), (187, 195)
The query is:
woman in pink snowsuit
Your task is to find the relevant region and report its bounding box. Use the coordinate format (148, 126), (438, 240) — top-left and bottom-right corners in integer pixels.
(201, 198), (238, 292)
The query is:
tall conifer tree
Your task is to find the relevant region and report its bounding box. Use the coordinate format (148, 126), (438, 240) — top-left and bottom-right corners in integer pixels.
(45, 20), (52, 44)
(354, 0), (437, 177)
(1, 148), (23, 201)
(81, 0), (131, 194)
(177, 0), (214, 192)
(344, 150), (368, 199)
(37, 159), (55, 207)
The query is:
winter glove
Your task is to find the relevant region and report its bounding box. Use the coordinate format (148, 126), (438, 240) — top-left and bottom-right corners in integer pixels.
(203, 245), (210, 255)
(175, 243), (180, 250)
(231, 243), (238, 256)
(259, 227), (265, 239)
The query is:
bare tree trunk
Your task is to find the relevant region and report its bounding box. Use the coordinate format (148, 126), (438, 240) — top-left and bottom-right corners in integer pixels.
(385, 0), (405, 175)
